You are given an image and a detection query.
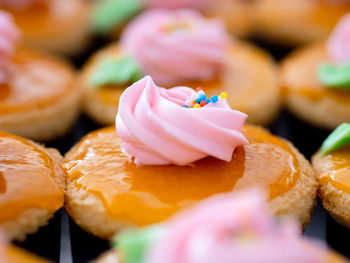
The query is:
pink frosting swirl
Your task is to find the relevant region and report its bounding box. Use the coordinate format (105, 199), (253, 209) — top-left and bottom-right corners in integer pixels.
(145, 190), (326, 263)
(145, 0), (205, 9)
(327, 14), (350, 64)
(115, 76), (248, 166)
(120, 9), (229, 86)
(0, 11), (20, 83)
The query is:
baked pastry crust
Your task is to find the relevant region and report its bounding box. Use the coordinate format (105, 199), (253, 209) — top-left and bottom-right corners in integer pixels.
(280, 43), (350, 129)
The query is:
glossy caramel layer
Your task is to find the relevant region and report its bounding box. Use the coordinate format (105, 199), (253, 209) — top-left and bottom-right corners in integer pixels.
(281, 43), (350, 105)
(64, 125), (300, 226)
(316, 147), (350, 194)
(0, 132), (64, 223)
(81, 42), (276, 115)
(0, 48), (74, 115)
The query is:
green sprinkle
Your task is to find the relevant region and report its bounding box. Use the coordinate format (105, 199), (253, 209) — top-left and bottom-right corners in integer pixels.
(90, 56), (143, 87)
(321, 123), (350, 156)
(92, 0), (144, 34)
(112, 225), (165, 263)
(318, 63), (350, 89)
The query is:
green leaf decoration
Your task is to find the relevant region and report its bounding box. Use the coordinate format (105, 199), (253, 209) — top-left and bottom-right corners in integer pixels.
(90, 57), (143, 87)
(321, 123), (350, 156)
(92, 0), (144, 34)
(112, 225), (165, 263)
(318, 63), (350, 89)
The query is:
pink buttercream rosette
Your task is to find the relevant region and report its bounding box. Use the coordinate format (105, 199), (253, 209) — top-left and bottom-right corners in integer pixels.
(121, 9), (229, 86)
(327, 14), (350, 64)
(144, 190), (326, 263)
(116, 76), (248, 166)
(0, 11), (20, 83)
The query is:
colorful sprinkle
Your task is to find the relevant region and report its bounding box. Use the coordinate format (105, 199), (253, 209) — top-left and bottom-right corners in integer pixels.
(182, 88), (228, 108)
(220, 92), (228, 99)
(211, 95), (218, 103)
(199, 94), (207, 101)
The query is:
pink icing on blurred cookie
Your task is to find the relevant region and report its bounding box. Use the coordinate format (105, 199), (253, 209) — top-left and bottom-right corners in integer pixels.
(121, 9), (229, 86)
(145, 190), (326, 263)
(327, 14), (350, 64)
(116, 76), (248, 166)
(0, 11), (20, 83)
(146, 0), (205, 9)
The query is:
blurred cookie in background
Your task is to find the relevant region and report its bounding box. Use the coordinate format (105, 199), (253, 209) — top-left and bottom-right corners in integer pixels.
(281, 14), (350, 129)
(0, 0), (91, 56)
(82, 9), (279, 126)
(0, 12), (81, 141)
(253, 0), (350, 46)
(91, 0), (253, 38)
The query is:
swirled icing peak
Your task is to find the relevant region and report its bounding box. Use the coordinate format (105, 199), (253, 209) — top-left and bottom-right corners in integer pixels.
(327, 14), (350, 64)
(0, 11), (20, 83)
(115, 190), (327, 263)
(115, 76), (248, 166)
(145, 0), (205, 9)
(120, 9), (229, 86)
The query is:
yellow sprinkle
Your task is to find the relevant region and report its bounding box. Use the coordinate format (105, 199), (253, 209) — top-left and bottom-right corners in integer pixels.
(194, 103), (200, 108)
(220, 92), (228, 99)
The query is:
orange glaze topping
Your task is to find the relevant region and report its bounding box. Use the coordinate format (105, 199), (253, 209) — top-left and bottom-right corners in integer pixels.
(0, 132), (64, 223)
(0, 48), (74, 115)
(64, 125), (300, 226)
(317, 147), (350, 193)
(281, 43), (350, 105)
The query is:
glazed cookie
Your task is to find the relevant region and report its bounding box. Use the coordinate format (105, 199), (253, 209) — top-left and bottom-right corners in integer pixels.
(313, 123), (350, 228)
(92, 0), (253, 37)
(0, 12), (81, 141)
(253, 0), (350, 45)
(281, 14), (350, 129)
(0, 131), (65, 241)
(94, 190), (346, 263)
(82, 9), (279, 126)
(65, 76), (316, 239)
(0, 0), (91, 56)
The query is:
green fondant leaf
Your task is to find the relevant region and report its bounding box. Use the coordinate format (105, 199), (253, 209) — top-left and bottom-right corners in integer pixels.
(321, 123), (350, 156)
(90, 57), (143, 87)
(112, 225), (165, 263)
(92, 0), (144, 34)
(318, 63), (350, 89)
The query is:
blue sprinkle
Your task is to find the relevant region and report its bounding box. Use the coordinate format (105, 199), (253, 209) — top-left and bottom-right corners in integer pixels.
(199, 94), (207, 101)
(211, 95), (218, 103)
(206, 99), (211, 104)
(195, 98), (201, 104)
(183, 105), (189, 108)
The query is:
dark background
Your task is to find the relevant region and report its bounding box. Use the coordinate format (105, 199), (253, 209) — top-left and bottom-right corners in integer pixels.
(13, 37), (350, 262)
